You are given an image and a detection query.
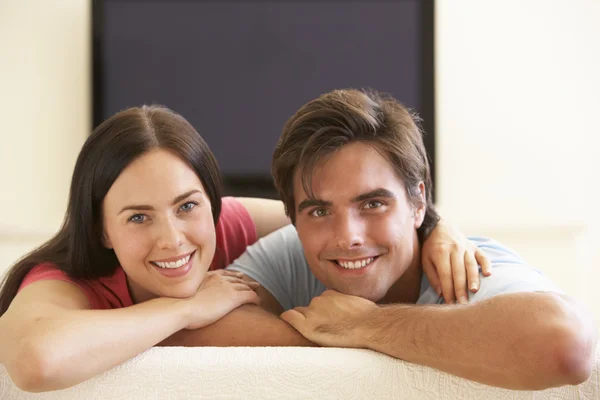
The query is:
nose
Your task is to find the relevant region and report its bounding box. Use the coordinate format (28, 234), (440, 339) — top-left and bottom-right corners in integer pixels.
(333, 213), (365, 250)
(155, 217), (184, 250)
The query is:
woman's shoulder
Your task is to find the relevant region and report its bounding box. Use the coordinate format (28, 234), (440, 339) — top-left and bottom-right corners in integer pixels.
(20, 262), (70, 288)
(20, 263), (133, 309)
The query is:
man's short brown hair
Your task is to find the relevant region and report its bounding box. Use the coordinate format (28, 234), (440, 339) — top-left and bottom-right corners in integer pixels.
(271, 88), (439, 242)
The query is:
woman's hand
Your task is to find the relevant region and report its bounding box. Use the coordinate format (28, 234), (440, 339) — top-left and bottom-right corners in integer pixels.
(421, 220), (492, 304)
(182, 269), (260, 330)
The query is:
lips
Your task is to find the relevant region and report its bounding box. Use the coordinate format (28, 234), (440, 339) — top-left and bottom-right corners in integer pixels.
(329, 255), (380, 275)
(336, 256), (375, 270)
(151, 252), (193, 269)
(150, 250), (196, 278)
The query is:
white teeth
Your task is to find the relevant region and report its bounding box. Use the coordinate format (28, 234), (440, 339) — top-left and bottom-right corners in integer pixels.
(154, 254), (191, 269)
(337, 257), (374, 270)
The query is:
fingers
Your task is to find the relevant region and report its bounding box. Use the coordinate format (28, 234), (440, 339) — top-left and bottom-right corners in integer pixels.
(223, 270), (263, 286)
(421, 255), (442, 297)
(464, 251), (480, 293)
(222, 275), (260, 288)
(280, 308), (307, 330)
(246, 281), (260, 289)
(200, 271), (261, 297)
(230, 283), (256, 292)
(437, 253), (456, 304)
(451, 250), (468, 304)
(215, 269), (244, 278)
(476, 249), (493, 276)
(235, 288), (260, 306)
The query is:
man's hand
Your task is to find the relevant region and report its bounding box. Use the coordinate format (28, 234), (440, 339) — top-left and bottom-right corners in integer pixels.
(280, 290), (377, 348)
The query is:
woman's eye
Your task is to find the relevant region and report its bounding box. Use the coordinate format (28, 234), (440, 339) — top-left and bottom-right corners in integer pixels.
(179, 201), (197, 212)
(310, 208), (329, 218)
(364, 200), (383, 209)
(128, 214), (146, 223)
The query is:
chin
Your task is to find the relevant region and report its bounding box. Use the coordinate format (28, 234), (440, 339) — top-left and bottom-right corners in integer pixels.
(334, 286), (385, 303)
(164, 283), (200, 299)
(361, 292), (385, 303)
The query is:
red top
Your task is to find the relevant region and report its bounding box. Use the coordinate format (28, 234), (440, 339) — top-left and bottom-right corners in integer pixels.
(19, 197), (257, 309)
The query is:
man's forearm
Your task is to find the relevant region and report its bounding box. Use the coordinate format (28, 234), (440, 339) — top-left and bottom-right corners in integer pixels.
(359, 292), (596, 390)
(158, 305), (315, 347)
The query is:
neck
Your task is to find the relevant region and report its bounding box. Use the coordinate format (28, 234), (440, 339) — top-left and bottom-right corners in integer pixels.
(380, 239), (423, 305)
(126, 275), (156, 304)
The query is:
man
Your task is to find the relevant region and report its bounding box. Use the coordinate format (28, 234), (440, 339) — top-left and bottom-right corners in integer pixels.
(225, 89), (597, 389)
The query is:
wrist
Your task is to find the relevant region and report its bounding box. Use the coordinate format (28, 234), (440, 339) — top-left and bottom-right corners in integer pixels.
(151, 296), (192, 331)
(353, 305), (384, 350)
(359, 305), (413, 353)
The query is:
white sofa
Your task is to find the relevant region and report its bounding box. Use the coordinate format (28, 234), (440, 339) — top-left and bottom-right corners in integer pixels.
(1, 346), (598, 399)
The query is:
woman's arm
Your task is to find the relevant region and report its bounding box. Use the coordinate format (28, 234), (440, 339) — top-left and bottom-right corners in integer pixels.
(421, 219), (493, 304)
(235, 197), (290, 238)
(0, 280), (187, 392)
(0, 271), (257, 392)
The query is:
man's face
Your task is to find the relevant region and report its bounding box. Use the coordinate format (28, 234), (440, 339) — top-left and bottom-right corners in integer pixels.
(293, 142), (426, 302)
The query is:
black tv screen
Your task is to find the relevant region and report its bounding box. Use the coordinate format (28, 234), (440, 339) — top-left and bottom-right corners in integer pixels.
(93, 0), (435, 198)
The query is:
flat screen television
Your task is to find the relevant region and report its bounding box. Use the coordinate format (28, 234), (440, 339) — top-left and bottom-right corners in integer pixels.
(93, 0), (435, 198)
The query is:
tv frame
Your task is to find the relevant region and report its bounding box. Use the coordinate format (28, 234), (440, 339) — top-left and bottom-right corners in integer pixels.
(91, 0), (436, 198)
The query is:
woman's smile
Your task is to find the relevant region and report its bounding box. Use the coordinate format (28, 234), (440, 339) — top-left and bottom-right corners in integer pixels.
(150, 250), (196, 278)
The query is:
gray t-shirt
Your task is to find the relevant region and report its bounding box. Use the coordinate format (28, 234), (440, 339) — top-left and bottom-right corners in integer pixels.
(227, 225), (561, 310)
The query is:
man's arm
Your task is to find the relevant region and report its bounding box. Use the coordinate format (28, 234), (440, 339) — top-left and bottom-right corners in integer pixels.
(366, 292), (596, 389)
(159, 285), (315, 347)
(158, 305), (313, 347)
(282, 290), (597, 390)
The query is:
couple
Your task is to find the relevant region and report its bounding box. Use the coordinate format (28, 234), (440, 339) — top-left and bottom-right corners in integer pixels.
(0, 89), (595, 392)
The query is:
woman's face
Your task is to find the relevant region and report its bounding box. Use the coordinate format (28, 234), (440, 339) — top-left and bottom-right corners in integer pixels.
(102, 148), (216, 303)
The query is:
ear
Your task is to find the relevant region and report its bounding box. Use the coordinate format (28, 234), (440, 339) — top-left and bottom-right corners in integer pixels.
(101, 230), (113, 249)
(413, 182), (426, 229)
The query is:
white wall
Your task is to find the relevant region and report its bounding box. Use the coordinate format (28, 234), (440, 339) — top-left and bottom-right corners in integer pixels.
(436, 0), (600, 323)
(0, 0), (90, 272)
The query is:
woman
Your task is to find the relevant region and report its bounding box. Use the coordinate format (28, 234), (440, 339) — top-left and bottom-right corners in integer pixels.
(0, 106), (489, 392)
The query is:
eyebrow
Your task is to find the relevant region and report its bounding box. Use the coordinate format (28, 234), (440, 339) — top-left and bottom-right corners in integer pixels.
(118, 189), (202, 215)
(297, 199), (332, 214)
(350, 188), (396, 203)
(296, 188), (396, 214)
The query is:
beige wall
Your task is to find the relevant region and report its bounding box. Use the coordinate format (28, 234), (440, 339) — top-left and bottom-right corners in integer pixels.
(0, 0), (598, 321)
(436, 0), (600, 322)
(0, 0), (90, 271)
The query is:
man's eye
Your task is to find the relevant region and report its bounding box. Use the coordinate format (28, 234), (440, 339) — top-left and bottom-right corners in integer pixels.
(310, 208), (329, 217)
(179, 201), (197, 212)
(128, 214), (146, 223)
(364, 200), (383, 209)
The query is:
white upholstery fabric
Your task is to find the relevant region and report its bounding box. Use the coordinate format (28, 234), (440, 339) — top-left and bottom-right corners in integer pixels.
(1, 346), (598, 399)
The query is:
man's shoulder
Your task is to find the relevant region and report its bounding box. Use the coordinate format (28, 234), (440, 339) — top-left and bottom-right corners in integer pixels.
(227, 225), (323, 311)
(274, 224), (302, 244)
(468, 236), (527, 265)
(467, 236), (562, 301)
(418, 236), (562, 305)
(226, 224), (307, 270)
(258, 224), (305, 257)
